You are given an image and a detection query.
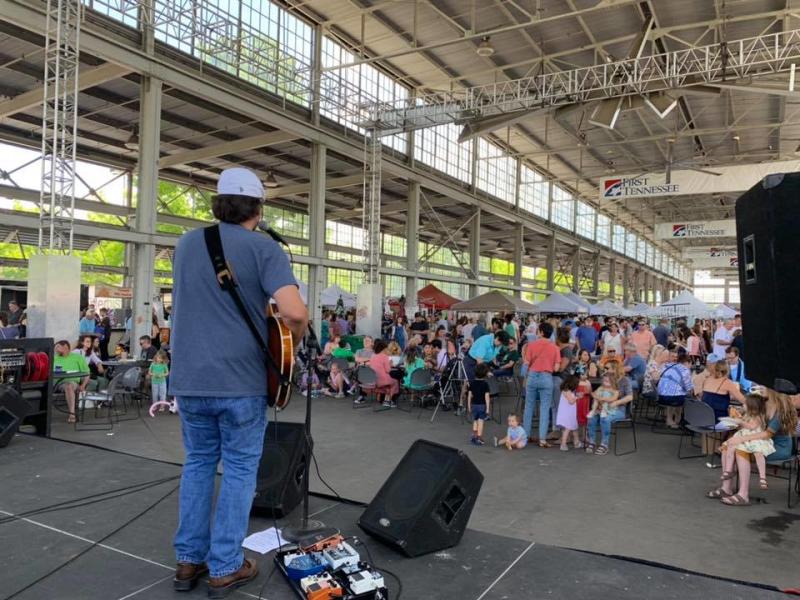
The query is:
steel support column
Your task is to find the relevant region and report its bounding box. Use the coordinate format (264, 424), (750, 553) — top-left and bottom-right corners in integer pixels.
(592, 252), (600, 299)
(513, 223), (523, 298)
(131, 75), (161, 347)
(571, 248), (581, 294)
(622, 262), (630, 308)
(469, 208), (481, 297)
(546, 234), (556, 292)
(608, 257), (616, 301)
(308, 143), (326, 332)
(405, 181), (420, 307)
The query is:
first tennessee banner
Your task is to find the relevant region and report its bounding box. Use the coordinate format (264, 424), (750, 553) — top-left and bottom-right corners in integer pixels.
(599, 159), (800, 200)
(654, 219), (736, 240)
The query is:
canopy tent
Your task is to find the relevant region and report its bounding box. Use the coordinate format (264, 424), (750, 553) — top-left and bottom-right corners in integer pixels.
(451, 290), (538, 313)
(590, 300), (630, 317)
(714, 304), (738, 319)
(649, 290), (712, 319)
(563, 291), (592, 311)
(320, 285), (356, 308)
(533, 292), (584, 314)
(417, 284), (461, 310)
(632, 303), (651, 314)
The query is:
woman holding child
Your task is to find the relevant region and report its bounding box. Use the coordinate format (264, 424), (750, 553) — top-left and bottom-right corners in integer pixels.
(584, 361), (634, 456)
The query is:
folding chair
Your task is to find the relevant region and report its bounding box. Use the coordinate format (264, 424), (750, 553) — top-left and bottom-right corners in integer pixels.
(677, 399), (730, 465)
(611, 401), (638, 456)
(76, 376), (120, 432)
(763, 436), (800, 508)
(487, 376), (502, 423)
(403, 368), (435, 416)
(352, 365), (393, 411)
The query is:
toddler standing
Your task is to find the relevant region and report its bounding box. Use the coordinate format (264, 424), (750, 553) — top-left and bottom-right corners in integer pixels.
(556, 376), (582, 451)
(148, 350), (171, 412)
(467, 363), (492, 446)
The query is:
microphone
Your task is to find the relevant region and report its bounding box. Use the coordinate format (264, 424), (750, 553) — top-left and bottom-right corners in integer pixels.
(257, 220), (288, 247)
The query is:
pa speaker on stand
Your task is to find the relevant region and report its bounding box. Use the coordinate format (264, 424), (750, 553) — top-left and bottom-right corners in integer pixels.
(736, 172), (800, 391)
(358, 439), (483, 557)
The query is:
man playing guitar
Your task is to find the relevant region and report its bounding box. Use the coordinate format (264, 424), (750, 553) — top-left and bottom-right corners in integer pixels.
(169, 167), (307, 598)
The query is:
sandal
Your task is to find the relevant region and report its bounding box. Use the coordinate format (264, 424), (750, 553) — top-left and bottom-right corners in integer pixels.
(585, 444), (596, 454)
(538, 441), (552, 448)
(706, 488), (732, 499)
(721, 494), (751, 506)
(67, 413), (76, 424)
(720, 470), (735, 481)
(759, 478), (769, 490)
(594, 445), (609, 456)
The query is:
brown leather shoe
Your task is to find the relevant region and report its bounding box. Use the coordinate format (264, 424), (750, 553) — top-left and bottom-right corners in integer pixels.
(207, 558), (258, 599)
(173, 562), (208, 592)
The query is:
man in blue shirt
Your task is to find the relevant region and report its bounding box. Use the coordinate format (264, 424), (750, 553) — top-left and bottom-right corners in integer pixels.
(460, 330), (509, 410)
(471, 317), (489, 340)
(170, 168), (307, 595)
(622, 343), (646, 390)
(725, 346), (752, 393)
(652, 319), (671, 348)
(575, 317), (598, 353)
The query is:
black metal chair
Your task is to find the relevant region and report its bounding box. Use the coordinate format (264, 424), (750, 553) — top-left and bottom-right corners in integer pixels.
(611, 401), (638, 456)
(762, 436), (800, 508)
(677, 399), (729, 462)
(403, 368), (435, 416)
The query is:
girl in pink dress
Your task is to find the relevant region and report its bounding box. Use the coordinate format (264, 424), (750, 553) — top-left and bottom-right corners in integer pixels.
(367, 339), (400, 402)
(556, 376), (582, 451)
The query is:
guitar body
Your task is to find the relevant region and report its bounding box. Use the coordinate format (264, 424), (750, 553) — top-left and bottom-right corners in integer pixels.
(267, 313), (294, 409)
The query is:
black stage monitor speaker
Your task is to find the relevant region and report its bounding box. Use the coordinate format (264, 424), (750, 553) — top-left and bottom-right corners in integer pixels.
(0, 386), (27, 448)
(736, 172), (800, 390)
(358, 439), (483, 557)
(251, 421), (309, 517)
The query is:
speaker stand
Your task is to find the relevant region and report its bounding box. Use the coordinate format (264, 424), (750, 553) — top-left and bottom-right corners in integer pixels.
(281, 325), (329, 543)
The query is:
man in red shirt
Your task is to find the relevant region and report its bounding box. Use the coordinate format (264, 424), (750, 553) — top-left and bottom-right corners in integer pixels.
(522, 322), (562, 447)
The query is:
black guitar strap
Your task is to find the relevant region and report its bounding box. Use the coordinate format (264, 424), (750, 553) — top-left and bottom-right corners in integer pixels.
(203, 225), (288, 385)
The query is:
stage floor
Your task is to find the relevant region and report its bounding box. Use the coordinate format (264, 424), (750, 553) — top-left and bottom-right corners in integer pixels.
(0, 435), (787, 600)
(45, 392), (800, 592)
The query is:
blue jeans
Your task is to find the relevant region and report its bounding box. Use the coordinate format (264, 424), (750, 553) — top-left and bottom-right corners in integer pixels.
(174, 396), (267, 578)
(586, 407), (624, 448)
(523, 371), (553, 440)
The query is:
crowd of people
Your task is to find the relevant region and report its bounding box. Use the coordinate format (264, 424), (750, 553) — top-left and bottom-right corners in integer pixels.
(309, 308), (798, 506)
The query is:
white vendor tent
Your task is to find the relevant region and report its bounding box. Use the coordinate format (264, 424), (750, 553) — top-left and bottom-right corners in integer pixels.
(533, 292), (583, 314)
(714, 304), (738, 319)
(563, 291), (592, 312)
(632, 303), (651, 314)
(590, 300), (630, 317)
(650, 290), (712, 319)
(320, 285), (356, 308)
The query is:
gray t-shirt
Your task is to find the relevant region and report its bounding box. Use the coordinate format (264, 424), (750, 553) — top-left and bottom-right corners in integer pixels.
(170, 222), (296, 398)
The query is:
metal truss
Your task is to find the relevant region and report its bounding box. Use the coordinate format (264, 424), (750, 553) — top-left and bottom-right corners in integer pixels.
(362, 132), (382, 284)
(39, 0), (81, 252)
(359, 28), (800, 134)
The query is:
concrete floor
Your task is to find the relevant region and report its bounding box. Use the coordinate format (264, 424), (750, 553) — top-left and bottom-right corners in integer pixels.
(46, 391), (800, 591)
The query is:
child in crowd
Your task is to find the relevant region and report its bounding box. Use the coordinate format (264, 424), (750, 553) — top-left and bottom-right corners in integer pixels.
(402, 347), (425, 387)
(114, 343), (127, 359)
(721, 394), (775, 489)
(497, 413), (527, 450)
(299, 370), (321, 396)
(467, 363), (492, 446)
(575, 370), (593, 441)
(323, 335), (340, 357)
(148, 350), (171, 412)
(556, 376), (583, 451)
(587, 374), (619, 419)
(323, 362), (348, 398)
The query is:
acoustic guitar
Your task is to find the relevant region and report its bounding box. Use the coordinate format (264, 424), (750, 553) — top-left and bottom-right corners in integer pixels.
(267, 304), (294, 410)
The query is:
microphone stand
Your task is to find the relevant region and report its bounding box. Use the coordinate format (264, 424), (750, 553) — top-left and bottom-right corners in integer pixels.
(282, 323), (329, 541)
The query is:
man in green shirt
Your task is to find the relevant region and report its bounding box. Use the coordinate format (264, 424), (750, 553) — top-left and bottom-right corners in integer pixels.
(53, 340), (90, 424)
(492, 337), (521, 378)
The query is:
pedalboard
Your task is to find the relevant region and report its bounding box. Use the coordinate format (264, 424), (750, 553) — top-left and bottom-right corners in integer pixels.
(275, 534), (389, 600)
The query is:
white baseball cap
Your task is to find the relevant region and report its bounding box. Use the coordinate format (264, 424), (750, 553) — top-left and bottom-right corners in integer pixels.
(217, 167), (264, 199)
